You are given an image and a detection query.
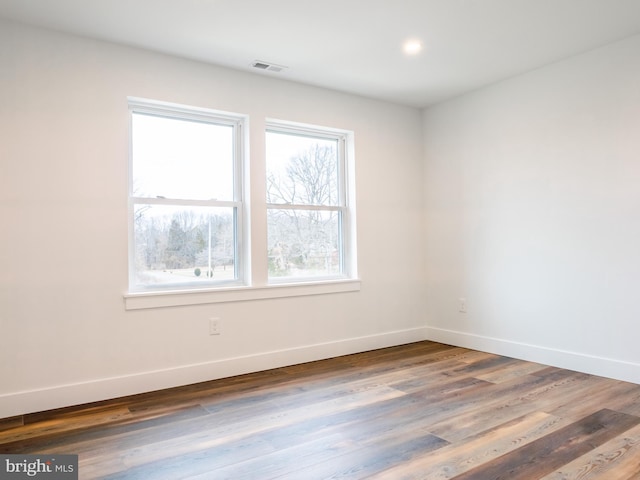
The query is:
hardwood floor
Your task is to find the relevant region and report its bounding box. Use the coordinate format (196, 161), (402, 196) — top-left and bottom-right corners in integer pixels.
(2, 341), (640, 479)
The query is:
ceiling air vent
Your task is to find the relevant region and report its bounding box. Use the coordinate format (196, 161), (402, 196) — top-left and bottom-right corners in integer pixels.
(251, 60), (288, 73)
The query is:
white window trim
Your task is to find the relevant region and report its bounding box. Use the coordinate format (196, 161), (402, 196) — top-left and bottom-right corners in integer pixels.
(124, 102), (359, 309)
(123, 279), (361, 310)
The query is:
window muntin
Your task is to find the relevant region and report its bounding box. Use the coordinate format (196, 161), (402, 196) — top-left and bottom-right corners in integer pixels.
(266, 126), (350, 281)
(128, 99), (244, 291)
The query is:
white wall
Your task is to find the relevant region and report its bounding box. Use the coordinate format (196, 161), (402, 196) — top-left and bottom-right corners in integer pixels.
(423, 34), (640, 383)
(0, 20), (426, 418)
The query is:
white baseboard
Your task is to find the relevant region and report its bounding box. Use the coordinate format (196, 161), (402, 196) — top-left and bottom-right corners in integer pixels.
(0, 327), (429, 419)
(425, 326), (640, 385)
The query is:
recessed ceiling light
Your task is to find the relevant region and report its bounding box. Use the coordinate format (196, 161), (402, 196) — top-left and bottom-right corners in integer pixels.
(403, 39), (423, 55)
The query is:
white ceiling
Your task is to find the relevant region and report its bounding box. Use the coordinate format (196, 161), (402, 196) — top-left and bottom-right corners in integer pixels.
(2, 0), (640, 107)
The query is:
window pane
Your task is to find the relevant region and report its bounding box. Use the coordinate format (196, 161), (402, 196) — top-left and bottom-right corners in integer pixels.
(266, 131), (339, 205)
(132, 113), (234, 201)
(267, 208), (342, 279)
(133, 204), (236, 287)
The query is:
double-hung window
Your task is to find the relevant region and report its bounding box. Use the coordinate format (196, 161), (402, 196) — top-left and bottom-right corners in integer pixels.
(126, 99), (357, 306)
(266, 122), (353, 282)
(128, 98), (245, 291)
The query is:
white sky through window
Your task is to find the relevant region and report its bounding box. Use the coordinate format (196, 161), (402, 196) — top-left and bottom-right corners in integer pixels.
(132, 113), (234, 201)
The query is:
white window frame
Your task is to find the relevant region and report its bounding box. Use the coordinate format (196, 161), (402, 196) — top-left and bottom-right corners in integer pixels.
(126, 97), (247, 293)
(265, 119), (356, 284)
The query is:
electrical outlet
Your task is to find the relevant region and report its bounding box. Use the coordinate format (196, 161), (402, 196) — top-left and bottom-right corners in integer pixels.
(209, 317), (221, 335)
(459, 298), (467, 313)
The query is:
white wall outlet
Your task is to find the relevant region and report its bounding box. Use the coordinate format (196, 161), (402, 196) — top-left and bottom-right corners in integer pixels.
(459, 298), (467, 313)
(209, 317), (221, 335)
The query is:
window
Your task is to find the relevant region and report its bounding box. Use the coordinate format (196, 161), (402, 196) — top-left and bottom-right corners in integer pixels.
(128, 98), (245, 291)
(266, 122), (353, 282)
(126, 99), (358, 307)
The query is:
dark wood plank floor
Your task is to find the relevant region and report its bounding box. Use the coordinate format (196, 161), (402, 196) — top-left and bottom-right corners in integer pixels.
(2, 341), (640, 479)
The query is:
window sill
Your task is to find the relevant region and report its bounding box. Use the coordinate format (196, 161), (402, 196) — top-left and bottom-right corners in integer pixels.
(124, 279), (361, 310)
